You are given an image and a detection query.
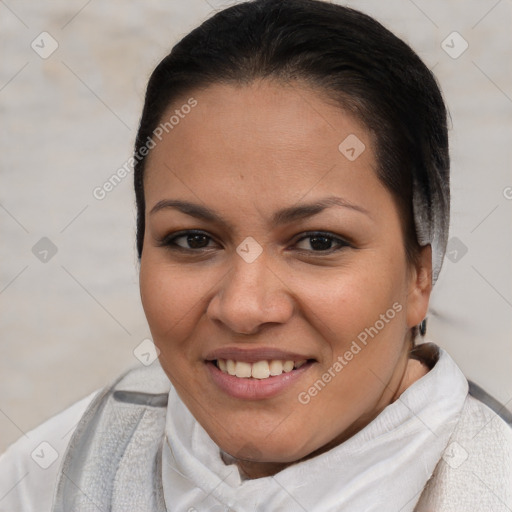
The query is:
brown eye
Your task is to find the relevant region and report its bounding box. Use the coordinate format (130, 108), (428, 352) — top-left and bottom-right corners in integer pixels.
(158, 230), (216, 251)
(294, 232), (350, 253)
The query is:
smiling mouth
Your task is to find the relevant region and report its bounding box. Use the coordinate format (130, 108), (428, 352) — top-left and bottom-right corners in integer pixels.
(214, 358), (314, 379)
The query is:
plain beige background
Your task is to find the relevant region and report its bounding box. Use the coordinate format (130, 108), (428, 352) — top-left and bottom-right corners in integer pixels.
(1, 0), (511, 454)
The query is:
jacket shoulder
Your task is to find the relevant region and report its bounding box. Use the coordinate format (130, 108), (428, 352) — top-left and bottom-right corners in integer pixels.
(52, 361), (171, 512)
(415, 394), (512, 511)
(0, 390), (99, 512)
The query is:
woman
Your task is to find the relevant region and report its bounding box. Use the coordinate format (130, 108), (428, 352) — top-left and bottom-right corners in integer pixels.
(1, 0), (511, 510)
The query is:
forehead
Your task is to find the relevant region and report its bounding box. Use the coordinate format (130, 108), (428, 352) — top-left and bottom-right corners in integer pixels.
(143, 80), (387, 216)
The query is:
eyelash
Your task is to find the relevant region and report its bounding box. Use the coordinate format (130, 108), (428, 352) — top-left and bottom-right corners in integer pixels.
(157, 229), (351, 255)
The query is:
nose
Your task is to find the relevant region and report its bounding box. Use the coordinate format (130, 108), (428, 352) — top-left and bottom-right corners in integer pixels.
(206, 250), (295, 336)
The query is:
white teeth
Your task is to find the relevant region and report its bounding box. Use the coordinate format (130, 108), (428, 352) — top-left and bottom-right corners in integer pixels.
(269, 360), (283, 376)
(282, 360), (294, 373)
(251, 361), (270, 379)
(235, 361), (252, 378)
(226, 359), (236, 376)
(216, 358), (309, 379)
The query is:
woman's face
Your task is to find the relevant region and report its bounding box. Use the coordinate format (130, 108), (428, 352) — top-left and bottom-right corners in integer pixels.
(139, 80), (431, 474)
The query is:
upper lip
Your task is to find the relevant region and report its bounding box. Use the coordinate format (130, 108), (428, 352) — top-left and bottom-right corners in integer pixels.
(205, 347), (314, 363)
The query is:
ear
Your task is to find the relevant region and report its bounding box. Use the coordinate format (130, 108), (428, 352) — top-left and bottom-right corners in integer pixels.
(406, 244), (433, 328)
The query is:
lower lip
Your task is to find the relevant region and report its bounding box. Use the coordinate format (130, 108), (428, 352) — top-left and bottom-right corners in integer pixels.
(206, 360), (314, 400)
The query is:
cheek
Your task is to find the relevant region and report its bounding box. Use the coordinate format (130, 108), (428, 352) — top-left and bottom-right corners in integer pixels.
(139, 256), (208, 357)
(296, 261), (408, 403)
(299, 260), (405, 344)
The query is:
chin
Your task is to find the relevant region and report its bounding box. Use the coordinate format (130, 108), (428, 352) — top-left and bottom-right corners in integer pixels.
(215, 428), (313, 465)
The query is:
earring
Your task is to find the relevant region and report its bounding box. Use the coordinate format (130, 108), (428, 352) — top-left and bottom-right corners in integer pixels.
(419, 318), (427, 336)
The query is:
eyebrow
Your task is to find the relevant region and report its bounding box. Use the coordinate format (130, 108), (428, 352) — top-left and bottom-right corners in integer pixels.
(149, 196), (371, 228)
